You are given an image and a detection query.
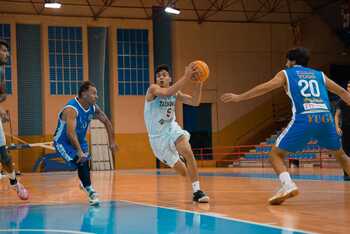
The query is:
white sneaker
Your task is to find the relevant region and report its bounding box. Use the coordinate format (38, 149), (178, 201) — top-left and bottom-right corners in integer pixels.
(82, 186), (100, 206)
(269, 182), (299, 205)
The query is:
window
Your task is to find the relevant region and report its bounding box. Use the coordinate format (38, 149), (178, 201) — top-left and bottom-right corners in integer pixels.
(117, 29), (149, 95)
(48, 26), (83, 95)
(0, 24), (12, 94)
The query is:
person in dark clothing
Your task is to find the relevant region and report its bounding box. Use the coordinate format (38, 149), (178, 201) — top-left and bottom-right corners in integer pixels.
(335, 81), (350, 180)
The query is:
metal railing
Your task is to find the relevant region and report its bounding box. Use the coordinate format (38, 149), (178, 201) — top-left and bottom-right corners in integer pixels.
(192, 144), (334, 168)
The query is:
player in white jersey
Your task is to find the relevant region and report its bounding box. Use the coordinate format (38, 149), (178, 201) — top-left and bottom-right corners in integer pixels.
(144, 63), (209, 203)
(0, 39), (28, 200)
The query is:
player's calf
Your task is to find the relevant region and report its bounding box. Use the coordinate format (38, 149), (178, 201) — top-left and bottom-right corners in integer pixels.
(332, 149), (350, 175)
(173, 160), (187, 177)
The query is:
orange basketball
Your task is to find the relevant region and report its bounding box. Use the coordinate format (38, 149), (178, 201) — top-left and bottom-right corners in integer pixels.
(193, 60), (209, 82)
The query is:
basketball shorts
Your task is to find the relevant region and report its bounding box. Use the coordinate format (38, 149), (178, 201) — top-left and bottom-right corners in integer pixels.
(149, 122), (190, 167)
(276, 113), (342, 152)
(54, 142), (90, 169)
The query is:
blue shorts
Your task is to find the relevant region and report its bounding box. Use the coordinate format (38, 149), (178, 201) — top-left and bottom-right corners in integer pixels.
(276, 113), (342, 152)
(54, 142), (90, 169)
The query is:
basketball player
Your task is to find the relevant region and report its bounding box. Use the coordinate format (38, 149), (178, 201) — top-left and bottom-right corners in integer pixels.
(0, 39), (28, 200)
(144, 63), (209, 203)
(221, 47), (350, 205)
(334, 81), (350, 180)
(53, 81), (117, 206)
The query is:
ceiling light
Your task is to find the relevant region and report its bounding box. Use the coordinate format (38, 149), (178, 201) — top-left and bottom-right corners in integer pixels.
(165, 6), (180, 15)
(44, 0), (62, 9)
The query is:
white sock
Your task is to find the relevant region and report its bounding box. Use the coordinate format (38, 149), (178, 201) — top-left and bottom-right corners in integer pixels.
(279, 172), (292, 185)
(8, 170), (16, 180)
(84, 185), (93, 193)
(192, 181), (200, 193)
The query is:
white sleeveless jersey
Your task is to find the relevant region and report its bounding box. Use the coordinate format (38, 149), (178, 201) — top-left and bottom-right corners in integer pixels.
(144, 93), (177, 138)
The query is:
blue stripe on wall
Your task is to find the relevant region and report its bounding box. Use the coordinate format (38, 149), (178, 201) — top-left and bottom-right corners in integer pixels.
(88, 27), (110, 116)
(152, 6), (173, 78)
(16, 24), (42, 136)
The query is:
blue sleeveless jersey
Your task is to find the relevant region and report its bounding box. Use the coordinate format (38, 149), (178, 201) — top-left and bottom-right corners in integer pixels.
(276, 65), (341, 152)
(53, 97), (95, 151)
(284, 65), (331, 115)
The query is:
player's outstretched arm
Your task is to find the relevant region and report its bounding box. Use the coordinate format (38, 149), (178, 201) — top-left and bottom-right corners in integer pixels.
(334, 107), (342, 135)
(95, 105), (118, 154)
(146, 63), (198, 101)
(220, 71), (285, 103)
(177, 82), (203, 106)
(325, 75), (350, 106)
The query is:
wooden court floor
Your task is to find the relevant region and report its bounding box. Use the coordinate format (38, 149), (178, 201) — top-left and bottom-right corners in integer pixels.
(0, 168), (349, 234)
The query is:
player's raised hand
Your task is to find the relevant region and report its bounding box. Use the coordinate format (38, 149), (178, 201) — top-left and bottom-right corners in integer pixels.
(184, 62), (198, 80)
(220, 93), (241, 103)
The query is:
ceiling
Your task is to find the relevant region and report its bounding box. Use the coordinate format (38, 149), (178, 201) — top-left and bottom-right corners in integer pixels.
(0, 0), (343, 24)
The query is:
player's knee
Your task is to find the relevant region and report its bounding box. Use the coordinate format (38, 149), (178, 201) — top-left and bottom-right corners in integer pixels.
(78, 160), (90, 169)
(270, 146), (285, 158)
(332, 150), (345, 160)
(181, 150), (195, 161)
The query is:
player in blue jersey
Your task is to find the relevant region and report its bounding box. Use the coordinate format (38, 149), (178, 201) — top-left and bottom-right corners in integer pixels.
(144, 63), (209, 203)
(221, 47), (350, 205)
(0, 39), (28, 200)
(53, 81), (117, 206)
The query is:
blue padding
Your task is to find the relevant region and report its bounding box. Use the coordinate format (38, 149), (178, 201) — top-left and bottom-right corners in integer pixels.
(32, 153), (74, 172)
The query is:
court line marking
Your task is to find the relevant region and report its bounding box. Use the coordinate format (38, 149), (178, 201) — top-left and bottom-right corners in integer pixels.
(119, 199), (316, 234)
(0, 229), (93, 234)
(120, 170), (350, 183)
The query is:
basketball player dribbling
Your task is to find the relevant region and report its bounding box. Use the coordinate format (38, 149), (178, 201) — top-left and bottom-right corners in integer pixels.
(144, 63), (209, 203)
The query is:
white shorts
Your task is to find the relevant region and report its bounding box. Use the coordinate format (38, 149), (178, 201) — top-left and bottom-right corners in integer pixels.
(0, 119), (6, 147)
(149, 123), (190, 167)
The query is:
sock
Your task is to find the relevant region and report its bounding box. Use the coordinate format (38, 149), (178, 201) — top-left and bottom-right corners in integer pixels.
(279, 172), (292, 185)
(8, 170), (16, 180)
(192, 181), (200, 193)
(84, 185), (94, 193)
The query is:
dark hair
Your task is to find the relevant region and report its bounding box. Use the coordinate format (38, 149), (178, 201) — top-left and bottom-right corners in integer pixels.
(156, 64), (170, 75)
(78, 81), (96, 97)
(0, 39), (9, 49)
(286, 47), (310, 66)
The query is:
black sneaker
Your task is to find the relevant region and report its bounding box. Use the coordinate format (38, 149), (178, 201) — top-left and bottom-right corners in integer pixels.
(193, 190), (209, 203)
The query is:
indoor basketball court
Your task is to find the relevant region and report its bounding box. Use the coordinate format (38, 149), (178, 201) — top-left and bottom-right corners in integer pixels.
(0, 1), (350, 234)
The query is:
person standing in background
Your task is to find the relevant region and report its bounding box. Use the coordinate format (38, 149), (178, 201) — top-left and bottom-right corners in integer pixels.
(334, 81), (350, 180)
